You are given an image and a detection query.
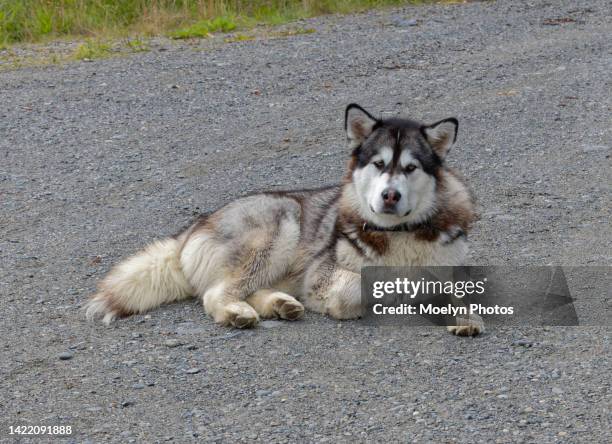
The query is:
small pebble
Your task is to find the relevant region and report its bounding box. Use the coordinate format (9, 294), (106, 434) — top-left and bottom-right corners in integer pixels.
(59, 352), (74, 361)
(512, 339), (533, 347)
(164, 339), (181, 348)
(185, 368), (201, 374)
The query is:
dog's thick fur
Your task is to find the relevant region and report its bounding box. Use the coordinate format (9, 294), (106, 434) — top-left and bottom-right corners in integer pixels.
(86, 104), (482, 336)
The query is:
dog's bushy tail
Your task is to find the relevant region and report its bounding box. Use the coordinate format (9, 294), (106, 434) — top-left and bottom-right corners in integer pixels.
(85, 238), (193, 324)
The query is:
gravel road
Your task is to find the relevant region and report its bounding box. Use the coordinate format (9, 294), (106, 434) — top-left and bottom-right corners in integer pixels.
(1, 0), (611, 442)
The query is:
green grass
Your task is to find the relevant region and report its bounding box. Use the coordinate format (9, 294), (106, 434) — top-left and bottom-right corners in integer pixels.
(125, 36), (149, 51)
(72, 39), (111, 60)
(168, 16), (237, 39)
(271, 27), (317, 37)
(224, 33), (255, 43)
(0, 1), (443, 46)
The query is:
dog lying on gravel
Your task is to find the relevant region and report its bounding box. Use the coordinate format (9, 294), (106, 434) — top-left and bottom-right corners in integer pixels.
(86, 104), (483, 336)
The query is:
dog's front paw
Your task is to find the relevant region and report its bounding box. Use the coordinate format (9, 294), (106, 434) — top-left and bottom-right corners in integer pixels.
(447, 314), (485, 337)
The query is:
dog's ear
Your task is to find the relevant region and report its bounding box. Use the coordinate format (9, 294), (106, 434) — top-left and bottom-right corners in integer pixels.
(422, 118), (458, 160)
(345, 104), (378, 148)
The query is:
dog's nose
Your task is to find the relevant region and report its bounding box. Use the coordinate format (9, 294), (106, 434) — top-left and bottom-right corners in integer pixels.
(382, 188), (401, 206)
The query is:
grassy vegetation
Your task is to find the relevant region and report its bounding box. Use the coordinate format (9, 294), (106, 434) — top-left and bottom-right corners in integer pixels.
(0, 0), (439, 46)
(271, 27), (317, 37)
(168, 16), (237, 39)
(72, 39), (111, 59)
(224, 33), (254, 43)
(125, 36), (149, 51)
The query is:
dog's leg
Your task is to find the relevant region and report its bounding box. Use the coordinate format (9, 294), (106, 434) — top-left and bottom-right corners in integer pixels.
(447, 314), (485, 337)
(303, 257), (362, 319)
(202, 280), (260, 328)
(446, 296), (485, 337)
(246, 289), (304, 320)
(181, 197), (302, 328)
(324, 268), (362, 319)
(181, 232), (259, 328)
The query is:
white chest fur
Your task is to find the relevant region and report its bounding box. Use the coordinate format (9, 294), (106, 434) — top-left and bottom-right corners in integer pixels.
(336, 235), (468, 271)
(376, 235), (468, 266)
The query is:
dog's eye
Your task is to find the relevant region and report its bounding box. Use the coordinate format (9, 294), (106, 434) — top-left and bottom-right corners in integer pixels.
(373, 160), (385, 169)
(404, 164), (417, 173)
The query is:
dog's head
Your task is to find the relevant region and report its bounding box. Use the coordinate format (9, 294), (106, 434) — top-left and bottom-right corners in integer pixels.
(345, 104), (458, 228)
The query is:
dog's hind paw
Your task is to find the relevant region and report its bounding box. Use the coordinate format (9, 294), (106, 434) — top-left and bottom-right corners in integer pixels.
(222, 302), (260, 329)
(447, 314), (485, 337)
(272, 294), (305, 321)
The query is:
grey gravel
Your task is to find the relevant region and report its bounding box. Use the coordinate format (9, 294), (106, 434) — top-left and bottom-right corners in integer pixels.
(1, 0), (611, 442)
(58, 351), (74, 361)
(164, 339), (182, 348)
(259, 320), (284, 329)
(256, 390), (272, 397)
(512, 338), (534, 347)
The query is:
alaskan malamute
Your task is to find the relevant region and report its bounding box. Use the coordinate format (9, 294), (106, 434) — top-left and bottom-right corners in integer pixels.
(86, 104), (482, 336)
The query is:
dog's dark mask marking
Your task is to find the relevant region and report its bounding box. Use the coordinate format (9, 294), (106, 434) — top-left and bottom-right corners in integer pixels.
(355, 119), (443, 176)
(345, 104), (456, 178)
